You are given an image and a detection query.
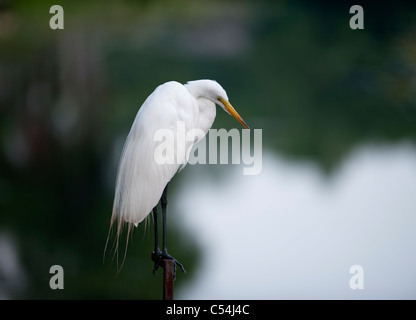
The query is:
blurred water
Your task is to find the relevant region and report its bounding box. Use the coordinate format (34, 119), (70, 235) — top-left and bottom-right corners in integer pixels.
(175, 142), (416, 299)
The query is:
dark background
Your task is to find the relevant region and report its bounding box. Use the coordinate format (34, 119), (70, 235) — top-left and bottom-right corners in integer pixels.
(0, 0), (415, 299)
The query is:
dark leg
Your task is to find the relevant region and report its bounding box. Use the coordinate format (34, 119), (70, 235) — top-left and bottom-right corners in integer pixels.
(152, 206), (162, 274)
(153, 207), (160, 253)
(161, 184), (186, 274)
(152, 184), (186, 275)
(161, 184), (168, 253)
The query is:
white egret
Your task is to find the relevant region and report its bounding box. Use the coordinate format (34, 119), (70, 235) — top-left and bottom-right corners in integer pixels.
(110, 79), (249, 273)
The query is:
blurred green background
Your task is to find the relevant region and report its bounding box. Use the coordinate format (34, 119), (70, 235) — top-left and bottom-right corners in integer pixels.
(0, 0), (415, 299)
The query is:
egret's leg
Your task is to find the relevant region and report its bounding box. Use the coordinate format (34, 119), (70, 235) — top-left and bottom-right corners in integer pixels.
(152, 206), (162, 274)
(152, 184), (186, 275)
(160, 184), (186, 274)
(161, 184), (168, 253)
(153, 207), (160, 253)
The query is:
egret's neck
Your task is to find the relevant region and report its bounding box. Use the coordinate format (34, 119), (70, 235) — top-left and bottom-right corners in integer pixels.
(196, 98), (216, 135)
(184, 81), (218, 134)
(184, 80), (205, 99)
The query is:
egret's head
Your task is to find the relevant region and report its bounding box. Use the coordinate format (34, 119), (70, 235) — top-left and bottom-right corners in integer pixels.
(186, 79), (250, 129)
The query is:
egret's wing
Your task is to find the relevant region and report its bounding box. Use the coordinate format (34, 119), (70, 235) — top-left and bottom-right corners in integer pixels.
(112, 81), (199, 228)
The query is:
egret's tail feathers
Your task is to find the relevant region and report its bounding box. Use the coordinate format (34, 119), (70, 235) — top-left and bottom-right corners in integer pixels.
(103, 213), (135, 273)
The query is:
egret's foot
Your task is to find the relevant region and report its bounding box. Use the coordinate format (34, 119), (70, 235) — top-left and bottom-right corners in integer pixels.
(152, 250), (186, 277)
(152, 250), (163, 275)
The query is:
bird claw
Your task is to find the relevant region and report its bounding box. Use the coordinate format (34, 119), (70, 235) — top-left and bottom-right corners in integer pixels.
(152, 250), (186, 278)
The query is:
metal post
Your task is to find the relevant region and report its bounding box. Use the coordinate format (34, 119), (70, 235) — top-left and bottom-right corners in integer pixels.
(152, 252), (175, 300)
(163, 259), (175, 300)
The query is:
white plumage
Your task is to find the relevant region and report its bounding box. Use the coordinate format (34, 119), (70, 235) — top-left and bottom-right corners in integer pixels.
(111, 79), (248, 238)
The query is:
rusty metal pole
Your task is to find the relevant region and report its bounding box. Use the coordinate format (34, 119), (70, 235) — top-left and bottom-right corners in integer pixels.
(162, 259), (175, 300)
(152, 252), (175, 300)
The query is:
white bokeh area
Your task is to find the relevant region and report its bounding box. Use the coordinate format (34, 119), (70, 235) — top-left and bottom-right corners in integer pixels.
(174, 142), (416, 299)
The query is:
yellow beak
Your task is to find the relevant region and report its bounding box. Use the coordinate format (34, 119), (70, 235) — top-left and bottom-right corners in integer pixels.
(218, 97), (250, 129)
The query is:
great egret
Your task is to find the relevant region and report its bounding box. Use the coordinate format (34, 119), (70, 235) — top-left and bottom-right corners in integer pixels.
(110, 79), (249, 273)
